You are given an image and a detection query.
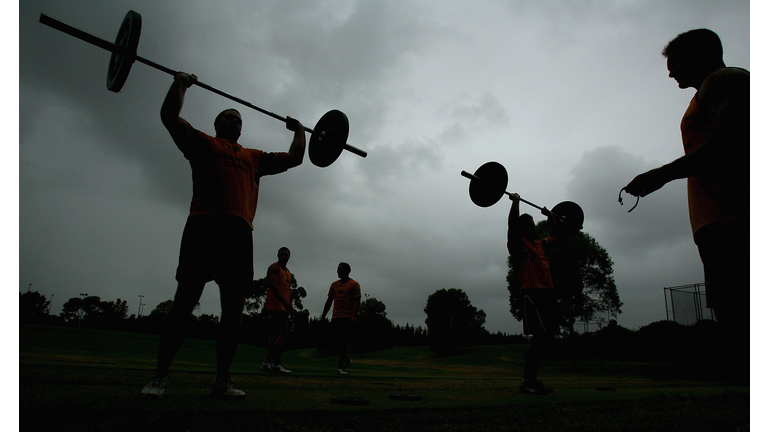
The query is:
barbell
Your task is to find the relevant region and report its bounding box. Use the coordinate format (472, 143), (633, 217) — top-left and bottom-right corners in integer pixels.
(38, 10), (367, 168)
(461, 162), (584, 235)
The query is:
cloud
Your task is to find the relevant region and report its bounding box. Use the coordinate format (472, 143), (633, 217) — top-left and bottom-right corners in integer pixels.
(566, 146), (692, 259)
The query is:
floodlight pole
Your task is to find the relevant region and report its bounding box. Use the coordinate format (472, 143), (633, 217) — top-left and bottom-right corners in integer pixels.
(138, 295), (145, 317)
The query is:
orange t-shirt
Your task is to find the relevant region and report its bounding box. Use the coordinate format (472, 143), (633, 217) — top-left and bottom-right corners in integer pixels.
(327, 279), (361, 319)
(265, 262), (292, 311)
(178, 124), (296, 229)
(681, 87), (749, 235)
(509, 231), (555, 294)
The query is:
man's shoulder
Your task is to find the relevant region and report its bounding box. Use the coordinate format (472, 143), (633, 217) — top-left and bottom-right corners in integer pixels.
(703, 67), (749, 91)
(699, 67), (749, 108)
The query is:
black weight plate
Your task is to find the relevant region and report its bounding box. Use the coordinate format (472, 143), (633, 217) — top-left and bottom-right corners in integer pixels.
(468, 161), (508, 207)
(551, 201), (584, 236)
(107, 10), (142, 93)
(309, 110), (350, 167)
(330, 396), (369, 406)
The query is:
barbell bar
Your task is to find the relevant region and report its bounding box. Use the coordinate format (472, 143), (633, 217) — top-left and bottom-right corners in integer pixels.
(38, 11), (367, 167)
(461, 162), (584, 235)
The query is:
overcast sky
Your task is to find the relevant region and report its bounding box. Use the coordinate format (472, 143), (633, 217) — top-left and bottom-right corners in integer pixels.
(18, 0), (751, 334)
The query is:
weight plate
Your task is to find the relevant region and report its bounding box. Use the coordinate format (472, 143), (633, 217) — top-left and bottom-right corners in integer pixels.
(468, 161), (508, 207)
(551, 201), (584, 236)
(330, 396), (369, 406)
(389, 393), (422, 401)
(106, 10), (142, 93)
(309, 110), (350, 167)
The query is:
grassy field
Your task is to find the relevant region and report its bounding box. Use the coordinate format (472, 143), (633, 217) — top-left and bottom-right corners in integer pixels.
(19, 324), (749, 431)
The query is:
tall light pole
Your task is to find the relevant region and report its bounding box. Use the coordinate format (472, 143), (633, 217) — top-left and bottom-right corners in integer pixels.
(138, 295), (145, 317)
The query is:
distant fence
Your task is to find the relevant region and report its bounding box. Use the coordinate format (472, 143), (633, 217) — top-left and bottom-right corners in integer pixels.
(664, 283), (714, 325)
(577, 310), (613, 333)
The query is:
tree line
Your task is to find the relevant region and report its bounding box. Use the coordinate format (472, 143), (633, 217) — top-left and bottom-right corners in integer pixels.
(20, 224), (623, 355)
(19, 282), (522, 354)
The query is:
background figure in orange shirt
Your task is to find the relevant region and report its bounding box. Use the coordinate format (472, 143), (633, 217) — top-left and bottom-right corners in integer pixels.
(508, 193), (560, 395)
(141, 72), (305, 400)
(263, 247), (297, 375)
(321, 263), (361, 375)
(622, 29), (749, 377)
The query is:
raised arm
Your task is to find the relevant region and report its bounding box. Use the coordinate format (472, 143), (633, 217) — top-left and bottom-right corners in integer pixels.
(161, 73), (197, 148)
(507, 193), (522, 256)
(284, 117), (306, 168)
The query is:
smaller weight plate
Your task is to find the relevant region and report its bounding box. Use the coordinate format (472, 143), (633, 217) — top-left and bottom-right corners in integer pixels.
(106, 10), (142, 93)
(551, 200), (584, 236)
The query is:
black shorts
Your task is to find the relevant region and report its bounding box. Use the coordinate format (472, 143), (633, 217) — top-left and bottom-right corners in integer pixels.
(694, 219), (750, 310)
(175, 214), (254, 285)
(521, 289), (560, 336)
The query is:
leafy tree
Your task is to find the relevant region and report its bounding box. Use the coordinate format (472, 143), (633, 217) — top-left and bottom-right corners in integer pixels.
(507, 221), (623, 335)
(59, 295), (130, 328)
(60, 297), (85, 324)
(357, 295), (393, 352)
(99, 298), (129, 321)
(148, 300), (174, 318)
(19, 291), (50, 323)
(424, 288), (487, 355)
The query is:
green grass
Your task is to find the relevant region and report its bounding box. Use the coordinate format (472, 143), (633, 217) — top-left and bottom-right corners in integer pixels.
(19, 324), (749, 431)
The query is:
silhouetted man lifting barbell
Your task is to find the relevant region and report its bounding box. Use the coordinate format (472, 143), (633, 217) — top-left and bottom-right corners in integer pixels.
(140, 72), (306, 400)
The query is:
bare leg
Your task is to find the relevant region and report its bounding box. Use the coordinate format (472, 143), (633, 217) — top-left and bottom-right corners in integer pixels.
(523, 333), (552, 382)
(216, 282), (246, 381)
(156, 281), (206, 375)
(267, 328), (286, 366)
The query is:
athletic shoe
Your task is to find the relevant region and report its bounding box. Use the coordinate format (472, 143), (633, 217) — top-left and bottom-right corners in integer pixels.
(140, 372), (168, 399)
(271, 364), (293, 375)
(519, 380), (553, 396)
(261, 362), (272, 371)
(342, 359), (353, 370)
(211, 376), (246, 400)
(337, 369), (348, 375)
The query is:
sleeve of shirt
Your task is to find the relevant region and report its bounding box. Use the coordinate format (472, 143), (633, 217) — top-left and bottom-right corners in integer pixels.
(256, 151), (296, 176)
(177, 124), (211, 161)
(353, 282), (361, 298)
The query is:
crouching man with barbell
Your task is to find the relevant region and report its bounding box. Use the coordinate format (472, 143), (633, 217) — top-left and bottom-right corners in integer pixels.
(141, 72), (306, 400)
(507, 193), (561, 396)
